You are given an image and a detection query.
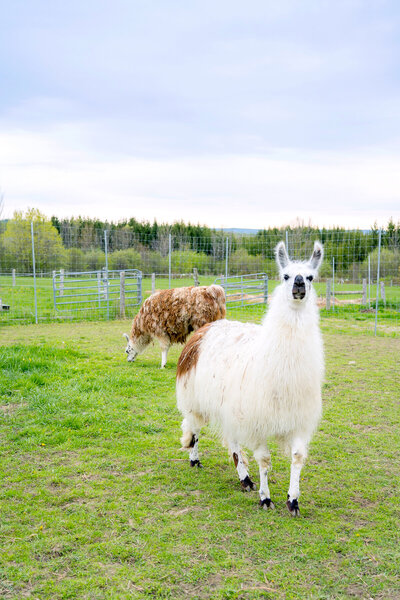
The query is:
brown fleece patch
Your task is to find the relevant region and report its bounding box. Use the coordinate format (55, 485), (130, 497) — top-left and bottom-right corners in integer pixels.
(129, 285), (225, 346)
(176, 322), (212, 379)
(233, 452), (239, 468)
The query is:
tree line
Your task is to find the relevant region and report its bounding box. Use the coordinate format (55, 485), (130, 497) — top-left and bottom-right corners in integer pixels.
(0, 209), (399, 280)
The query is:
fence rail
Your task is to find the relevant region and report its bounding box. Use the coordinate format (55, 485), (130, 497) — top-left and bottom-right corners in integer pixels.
(53, 269), (142, 319)
(215, 273), (268, 308)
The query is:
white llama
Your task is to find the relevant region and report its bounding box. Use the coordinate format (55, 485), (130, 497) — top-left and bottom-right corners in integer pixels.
(176, 241), (324, 516)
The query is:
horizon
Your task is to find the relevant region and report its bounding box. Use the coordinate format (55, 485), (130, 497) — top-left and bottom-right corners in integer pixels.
(1, 212), (394, 234)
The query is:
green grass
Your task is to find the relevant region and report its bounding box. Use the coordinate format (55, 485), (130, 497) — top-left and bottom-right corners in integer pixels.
(0, 312), (399, 599)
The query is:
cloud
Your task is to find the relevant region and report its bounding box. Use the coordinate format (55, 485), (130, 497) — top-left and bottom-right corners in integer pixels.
(1, 128), (398, 229)
(2, 1), (400, 156)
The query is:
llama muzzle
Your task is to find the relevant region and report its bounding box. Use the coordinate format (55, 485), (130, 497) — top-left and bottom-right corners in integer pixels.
(292, 275), (306, 299)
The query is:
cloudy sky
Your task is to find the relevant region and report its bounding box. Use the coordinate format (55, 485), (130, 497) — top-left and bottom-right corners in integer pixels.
(1, 0), (400, 229)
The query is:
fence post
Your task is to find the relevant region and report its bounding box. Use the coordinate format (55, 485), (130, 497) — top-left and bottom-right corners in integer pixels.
(264, 275), (268, 304)
(97, 271), (102, 306)
(12, 269), (16, 286)
(193, 268), (199, 286)
(138, 271), (143, 305)
(104, 229), (109, 320)
(30, 222), (38, 324)
(380, 281), (386, 306)
(225, 237), (229, 279)
(60, 268), (64, 297)
(120, 271), (126, 318)
(368, 255), (371, 308)
(362, 279), (367, 305)
(326, 279), (331, 310)
(374, 229), (382, 336)
(285, 230), (289, 255)
(168, 233), (172, 289)
(151, 272), (156, 294)
(52, 271), (57, 310)
(332, 257), (335, 311)
(102, 267), (107, 298)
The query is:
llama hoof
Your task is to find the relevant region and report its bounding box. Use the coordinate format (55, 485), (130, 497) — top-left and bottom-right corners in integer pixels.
(240, 476), (257, 492)
(259, 498), (275, 510)
(286, 497), (300, 517)
(190, 459), (203, 468)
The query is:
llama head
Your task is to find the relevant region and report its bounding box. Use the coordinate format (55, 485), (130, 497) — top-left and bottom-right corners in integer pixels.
(123, 332), (152, 362)
(275, 241), (323, 306)
(123, 332), (139, 362)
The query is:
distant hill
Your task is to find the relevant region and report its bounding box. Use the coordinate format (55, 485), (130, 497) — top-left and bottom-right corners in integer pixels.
(220, 228), (259, 235)
(221, 227), (373, 235)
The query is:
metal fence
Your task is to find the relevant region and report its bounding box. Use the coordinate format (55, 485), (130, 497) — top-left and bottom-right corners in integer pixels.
(53, 269), (142, 320)
(215, 273), (268, 308)
(0, 221), (399, 334)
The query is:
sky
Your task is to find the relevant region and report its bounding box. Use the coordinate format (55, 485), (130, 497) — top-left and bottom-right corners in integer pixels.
(1, 0), (400, 230)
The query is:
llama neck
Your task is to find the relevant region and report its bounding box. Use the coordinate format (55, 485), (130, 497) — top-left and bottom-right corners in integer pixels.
(263, 285), (319, 333)
(259, 285), (324, 384)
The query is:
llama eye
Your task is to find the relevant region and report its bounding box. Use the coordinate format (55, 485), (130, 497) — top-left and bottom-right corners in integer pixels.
(307, 275), (313, 282)
(283, 274), (289, 281)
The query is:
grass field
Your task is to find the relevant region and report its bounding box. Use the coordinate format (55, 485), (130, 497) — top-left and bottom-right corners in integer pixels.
(1, 310), (399, 599)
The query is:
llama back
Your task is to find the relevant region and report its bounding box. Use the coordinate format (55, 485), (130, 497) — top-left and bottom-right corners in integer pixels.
(190, 284), (226, 329)
(132, 285), (226, 344)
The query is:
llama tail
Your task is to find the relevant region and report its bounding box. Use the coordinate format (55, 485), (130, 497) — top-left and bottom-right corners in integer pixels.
(180, 430), (195, 450)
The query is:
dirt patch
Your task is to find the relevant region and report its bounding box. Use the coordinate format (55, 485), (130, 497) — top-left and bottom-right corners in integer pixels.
(345, 583), (370, 598)
(167, 506), (204, 516)
(0, 403), (24, 414)
(228, 292), (265, 304)
(317, 296), (369, 308)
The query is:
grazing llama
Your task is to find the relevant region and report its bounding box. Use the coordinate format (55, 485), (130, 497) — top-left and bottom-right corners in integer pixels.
(123, 285), (226, 368)
(176, 241), (324, 516)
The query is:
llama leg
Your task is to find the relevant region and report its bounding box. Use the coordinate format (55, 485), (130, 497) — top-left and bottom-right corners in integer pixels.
(228, 442), (256, 492)
(180, 418), (202, 468)
(286, 438), (307, 517)
(161, 347), (169, 368)
(159, 340), (170, 368)
(254, 448), (275, 510)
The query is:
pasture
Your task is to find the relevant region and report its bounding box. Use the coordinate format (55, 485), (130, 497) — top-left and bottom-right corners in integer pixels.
(0, 312), (399, 599)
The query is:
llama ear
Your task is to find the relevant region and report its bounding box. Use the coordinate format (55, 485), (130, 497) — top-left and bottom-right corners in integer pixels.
(309, 241), (324, 271)
(123, 333), (130, 342)
(275, 241), (289, 270)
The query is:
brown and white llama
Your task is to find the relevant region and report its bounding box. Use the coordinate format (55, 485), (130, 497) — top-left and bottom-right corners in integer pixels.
(123, 284), (226, 368)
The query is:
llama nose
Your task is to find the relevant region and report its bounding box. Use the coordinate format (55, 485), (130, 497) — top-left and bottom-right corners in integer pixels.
(292, 275), (306, 299)
(294, 275), (304, 286)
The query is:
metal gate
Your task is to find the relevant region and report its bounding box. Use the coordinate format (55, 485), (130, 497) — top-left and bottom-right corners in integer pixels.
(214, 273), (268, 308)
(53, 269), (142, 317)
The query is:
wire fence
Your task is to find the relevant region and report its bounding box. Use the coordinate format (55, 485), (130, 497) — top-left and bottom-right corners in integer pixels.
(0, 221), (399, 334)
